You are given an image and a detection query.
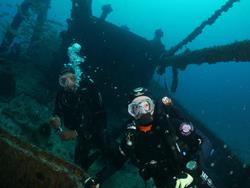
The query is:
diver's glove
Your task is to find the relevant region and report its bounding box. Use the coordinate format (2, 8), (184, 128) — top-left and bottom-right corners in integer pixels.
(175, 173), (193, 188)
(83, 177), (100, 188)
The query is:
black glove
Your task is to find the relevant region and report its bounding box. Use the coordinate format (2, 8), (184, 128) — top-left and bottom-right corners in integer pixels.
(83, 177), (100, 188)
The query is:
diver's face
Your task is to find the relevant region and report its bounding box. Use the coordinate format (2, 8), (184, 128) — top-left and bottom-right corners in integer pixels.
(59, 73), (77, 90)
(128, 96), (155, 120)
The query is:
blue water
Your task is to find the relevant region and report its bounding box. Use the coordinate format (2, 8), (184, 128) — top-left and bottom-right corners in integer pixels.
(1, 0), (250, 163)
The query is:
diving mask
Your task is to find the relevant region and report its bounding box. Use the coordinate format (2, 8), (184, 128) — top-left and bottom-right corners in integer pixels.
(128, 96), (155, 119)
(58, 73), (76, 88)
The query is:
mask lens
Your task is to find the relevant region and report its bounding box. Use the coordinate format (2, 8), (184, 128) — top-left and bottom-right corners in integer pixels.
(128, 103), (138, 117)
(59, 73), (76, 87)
(59, 76), (66, 87)
(128, 98), (155, 118)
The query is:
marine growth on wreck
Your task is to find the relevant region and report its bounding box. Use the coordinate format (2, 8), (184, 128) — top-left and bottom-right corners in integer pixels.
(0, 0), (250, 188)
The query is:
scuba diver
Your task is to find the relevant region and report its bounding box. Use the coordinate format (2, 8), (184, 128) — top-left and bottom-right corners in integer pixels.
(84, 87), (215, 188)
(49, 66), (107, 170)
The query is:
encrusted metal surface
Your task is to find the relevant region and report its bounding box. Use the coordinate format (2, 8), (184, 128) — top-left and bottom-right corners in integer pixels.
(0, 128), (87, 188)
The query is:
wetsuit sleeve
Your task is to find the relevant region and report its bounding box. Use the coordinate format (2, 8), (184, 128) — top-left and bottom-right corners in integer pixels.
(83, 78), (107, 131)
(171, 116), (203, 182)
(175, 119), (202, 159)
(162, 102), (203, 177)
(71, 77), (106, 138)
(94, 138), (128, 184)
(52, 91), (63, 118)
(162, 101), (202, 157)
(93, 123), (136, 184)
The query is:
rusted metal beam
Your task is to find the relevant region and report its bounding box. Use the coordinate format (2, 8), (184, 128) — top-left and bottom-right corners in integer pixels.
(160, 40), (250, 70)
(0, 0), (31, 53)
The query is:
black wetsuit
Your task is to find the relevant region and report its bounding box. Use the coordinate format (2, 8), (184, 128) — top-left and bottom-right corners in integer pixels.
(53, 76), (107, 169)
(96, 98), (214, 188)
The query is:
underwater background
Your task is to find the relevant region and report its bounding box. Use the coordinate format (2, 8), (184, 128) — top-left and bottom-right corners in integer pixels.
(94, 0), (250, 163)
(0, 0), (250, 187)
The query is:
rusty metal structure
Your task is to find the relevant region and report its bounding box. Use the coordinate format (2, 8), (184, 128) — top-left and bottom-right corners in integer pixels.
(0, 128), (88, 188)
(0, 0), (51, 53)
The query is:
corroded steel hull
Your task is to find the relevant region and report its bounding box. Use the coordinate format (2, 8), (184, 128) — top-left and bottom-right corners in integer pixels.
(0, 128), (87, 188)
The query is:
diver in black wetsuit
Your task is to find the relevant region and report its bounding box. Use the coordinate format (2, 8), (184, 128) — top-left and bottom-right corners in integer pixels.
(84, 87), (215, 188)
(49, 67), (107, 170)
